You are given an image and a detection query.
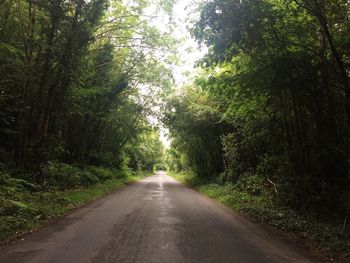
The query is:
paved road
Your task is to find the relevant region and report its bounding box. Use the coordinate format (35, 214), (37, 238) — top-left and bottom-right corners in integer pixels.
(0, 172), (317, 263)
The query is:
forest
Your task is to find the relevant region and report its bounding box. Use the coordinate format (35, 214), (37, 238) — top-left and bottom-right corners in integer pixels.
(0, 0), (171, 241)
(163, 0), (350, 255)
(1, 0), (350, 258)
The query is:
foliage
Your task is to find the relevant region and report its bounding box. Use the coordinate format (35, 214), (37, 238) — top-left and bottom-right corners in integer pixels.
(0, 0), (173, 171)
(42, 162), (121, 189)
(126, 128), (165, 171)
(163, 86), (224, 178)
(164, 0), (350, 217)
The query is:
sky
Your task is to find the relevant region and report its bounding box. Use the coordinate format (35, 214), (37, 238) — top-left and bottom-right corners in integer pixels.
(169, 1), (207, 86)
(143, 0), (206, 84)
(145, 0), (207, 148)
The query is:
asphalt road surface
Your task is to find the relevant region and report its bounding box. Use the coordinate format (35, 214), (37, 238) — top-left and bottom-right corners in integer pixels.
(0, 172), (317, 263)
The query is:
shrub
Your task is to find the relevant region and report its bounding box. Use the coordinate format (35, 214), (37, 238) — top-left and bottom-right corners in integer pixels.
(42, 162), (123, 189)
(77, 170), (100, 186)
(236, 173), (264, 196)
(86, 166), (114, 181)
(43, 162), (82, 189)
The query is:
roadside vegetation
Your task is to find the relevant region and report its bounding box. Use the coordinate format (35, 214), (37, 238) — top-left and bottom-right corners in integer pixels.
(163, 0), (350, 261)
(0, 165), (149, 244)
(170, 172), (350, 260)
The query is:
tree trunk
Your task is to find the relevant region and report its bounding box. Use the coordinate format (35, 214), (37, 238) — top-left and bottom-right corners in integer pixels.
(16, 0), (35, 168)
(40, 2), (83, 141)
(37, 2), (60, 140)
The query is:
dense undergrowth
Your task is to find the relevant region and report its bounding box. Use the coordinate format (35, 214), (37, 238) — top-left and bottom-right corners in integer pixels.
(0, 163), (148, 244)
(170, 172), (350, 260)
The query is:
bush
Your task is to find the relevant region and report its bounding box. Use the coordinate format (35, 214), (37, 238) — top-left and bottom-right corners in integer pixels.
(77, 170), (100, 186)
(86, 166), (114, 181)
(235, 173), (264, 196)
(43, 162), (123, 189)
(43, 162), (82, 189)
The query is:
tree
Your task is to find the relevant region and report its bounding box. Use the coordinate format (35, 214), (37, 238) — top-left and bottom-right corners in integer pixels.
(0, 0), (176, 173)
(164, 0), (350, 214)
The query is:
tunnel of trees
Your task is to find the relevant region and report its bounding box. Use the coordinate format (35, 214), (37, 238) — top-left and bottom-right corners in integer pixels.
(1, 0), (350, 248)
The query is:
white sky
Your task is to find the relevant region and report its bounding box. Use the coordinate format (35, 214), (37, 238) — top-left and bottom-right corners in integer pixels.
(144, 0), (207, 148)
(143, 0), (207, 85)
(161, 0), (207, 148)
(170, 1), (207, 86)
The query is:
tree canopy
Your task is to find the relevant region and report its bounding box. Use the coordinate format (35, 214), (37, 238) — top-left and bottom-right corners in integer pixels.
(0, 0), (173, 171)
(1, 0), (350, 228)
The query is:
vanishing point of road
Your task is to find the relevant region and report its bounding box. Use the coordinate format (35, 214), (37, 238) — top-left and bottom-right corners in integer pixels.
(0, 172), (317, 263)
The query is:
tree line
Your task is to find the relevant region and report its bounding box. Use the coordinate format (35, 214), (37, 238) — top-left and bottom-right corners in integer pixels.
(164, 0), (350, 218)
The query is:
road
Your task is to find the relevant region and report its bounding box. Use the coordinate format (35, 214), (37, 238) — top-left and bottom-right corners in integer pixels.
(0, 172), (317, 263)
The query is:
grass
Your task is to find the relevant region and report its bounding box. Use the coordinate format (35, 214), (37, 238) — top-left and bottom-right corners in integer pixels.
(0, 170), (149, 244)
(170, 172), (350, 261)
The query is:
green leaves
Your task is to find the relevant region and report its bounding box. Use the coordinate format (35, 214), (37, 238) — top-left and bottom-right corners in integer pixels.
(165, 0), (350, 219)
(163, 83), (224, 177)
